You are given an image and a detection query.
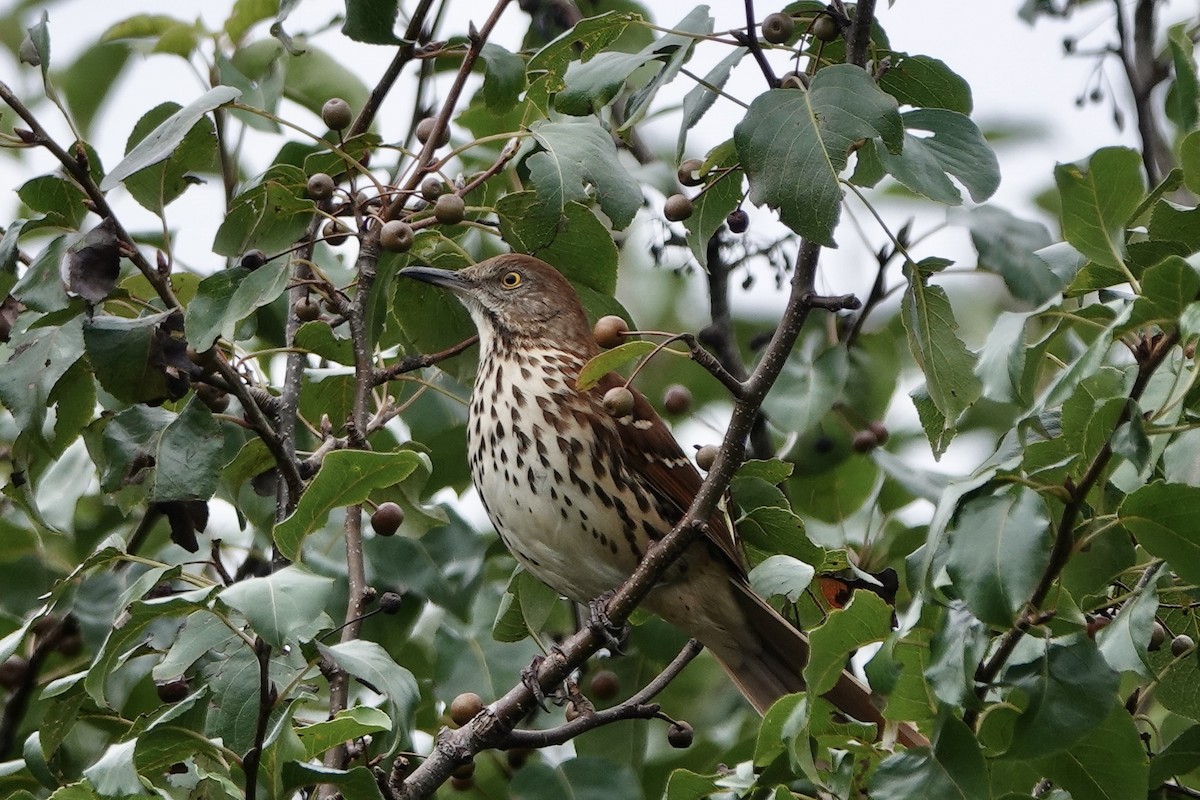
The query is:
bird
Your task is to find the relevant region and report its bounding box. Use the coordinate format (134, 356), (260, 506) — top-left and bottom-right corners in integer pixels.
(400, 253), (923, 747)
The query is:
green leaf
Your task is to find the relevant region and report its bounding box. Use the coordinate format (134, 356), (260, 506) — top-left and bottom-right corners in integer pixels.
(762, 346), (848, 438)
(82, 310), (185, 406)
(82, 740), (143, 797)
(957, 205), (1059, 305)
(900, 259), (980, 426)
(493, 569), (560, 643)
(1054, 147), (1144, 271)
(1096, 578), (1158, 677)
(576, 340), (656, 390)
(878, 52), (973, 114)
(218, 565), (333, 648)
(525, 12), (636, 112)
(1119, 482), (1200, 587)
(186, 259), (291, 350)
(682, 166), (743, 269)
(319, 640), (419, 753)
(522, 119), (643, 230)
(224, 0), (278, 43)
(748, 555), (815, 603)
(496, 193), (618, 293)
(212, 165), (314, 258)
(153, 395), (223, 502)
(294, 320), (354, 364)
(1167, 25), (1200, 132)
(1002, 634), (1119, 760)
(509, 758), (641, 800)
(60, 42), (131, 136)
(620, 6), (713, 130)
(0, 315), (84, 435)
(296, 706), (391, 759)
(677, 48), (745, 159)
(122, 101), (217, 215)
(738, 505), (827, 568)
(877, 109), (999, 205)
(17, 176), (88, 229)
(280, 42), (371, 118)
(273, 450), (423, 561)
(734, 67), (902, 246)
(945, 488), (1051, 627)
(1150, 725), (1200, 787)
(100, 86), (239, 192)
(341, 0), (400, 45)
(479, 43), (526, 112)
(869, 718), (987, 800)
(1182, 130), (1200, 195)
(805, 592), (891, 696)
(556, 50), (655, 115)
(1123, 255), (1200, 333)
(1035, 704), (1149, 800)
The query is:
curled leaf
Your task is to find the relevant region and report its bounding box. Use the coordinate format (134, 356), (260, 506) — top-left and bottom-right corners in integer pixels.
(61, 217), (121, 303)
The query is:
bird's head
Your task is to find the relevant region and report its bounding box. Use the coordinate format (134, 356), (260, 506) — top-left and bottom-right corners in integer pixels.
(400, 254), (596, 352)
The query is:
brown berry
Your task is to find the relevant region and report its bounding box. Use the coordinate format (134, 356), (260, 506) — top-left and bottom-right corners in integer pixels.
(371, 502), (405, 536)
(1085, 614), (1111, 639)
(589, 669), (620, 701)
(156, 678), (190, 704)
(1172, 634), (1195, 657)
(0, 656), (28, 691)
(726, 209), (749, 233)
(667, 720), (694, 748)
(449, 776), (474, 791)
(695, 445), (718, 472)
(852, 430), (878, 453)
(677, 158), (705, 187)
(415, 117), (450, 148)
(323, 220), (350, 246)
(239, 249), (267, 270)
(434, 194), (465, 225)
(380, 221), (415, 253)
(762, 13), (795, 44)
(321, 97), (353, 130)
(307, 172), (335, 201)
(450, 692), (484, 726)
(452, 761), (475, 780)
(812, 14), (840, 42)
(664, 193), (694, 222)
(663, 384), (692, 415)
(1150, 622), (1167, 650)
(196, 383), (230, 413)
(379, 591), (403, 614)
(506, 748), (533, 769)
(295, 296), (321, 322)
(57, 632), (84, 658)
(421, 176), (446, 201)
(867, 421), (890, 445)
(603, 386), (635, 418)
(593, 315), (629, 348)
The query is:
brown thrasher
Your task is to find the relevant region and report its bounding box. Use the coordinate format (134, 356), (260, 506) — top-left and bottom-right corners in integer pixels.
(401, 254), (923, 747)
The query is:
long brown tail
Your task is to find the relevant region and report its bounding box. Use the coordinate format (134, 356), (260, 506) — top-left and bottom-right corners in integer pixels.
(716, 581), (928, 749)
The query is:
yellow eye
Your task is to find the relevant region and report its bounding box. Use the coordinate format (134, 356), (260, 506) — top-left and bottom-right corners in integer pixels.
(501, 271), (522, 288)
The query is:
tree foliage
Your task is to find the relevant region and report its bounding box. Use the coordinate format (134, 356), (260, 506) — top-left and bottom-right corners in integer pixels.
(0, 1), (1199, 798)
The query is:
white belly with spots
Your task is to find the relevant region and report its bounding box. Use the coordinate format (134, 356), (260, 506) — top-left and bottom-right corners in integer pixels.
(468, 348), (643, 603)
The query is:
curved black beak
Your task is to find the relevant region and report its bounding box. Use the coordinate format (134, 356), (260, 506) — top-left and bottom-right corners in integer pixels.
(399, 265), (469, 292)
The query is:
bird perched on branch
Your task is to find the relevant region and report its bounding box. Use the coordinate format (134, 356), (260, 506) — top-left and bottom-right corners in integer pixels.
(401, 253), (923, 748)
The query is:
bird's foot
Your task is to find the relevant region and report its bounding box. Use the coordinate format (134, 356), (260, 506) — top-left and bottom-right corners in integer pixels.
(520, 654), (550, 712)
(586, 591), (629, 654)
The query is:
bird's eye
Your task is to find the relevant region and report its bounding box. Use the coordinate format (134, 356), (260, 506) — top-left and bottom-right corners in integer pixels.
(501, 271), (522, 288)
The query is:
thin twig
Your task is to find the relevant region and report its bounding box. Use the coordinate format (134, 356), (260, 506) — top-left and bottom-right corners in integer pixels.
(242, 638), (274, 799)
(349, 0), (438, 139)
(373, 335), (479, 386)
(734, 0), (777, 88)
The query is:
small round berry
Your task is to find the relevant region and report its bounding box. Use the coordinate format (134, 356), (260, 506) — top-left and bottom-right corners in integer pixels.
(449, 776), (474, 791)
(1150, 621), (1167, 651)
(593, 315), (629, 348)
(814, 436), (835, 454)
(450, 692), (484, 726)
(812, 14), (840, 42)
(371, 502), (405, 536)
(380, 220), (415, 253)
(323, 220), (351, 246)
(421, 176), (446, 202)
(664, 193), (694, 222)
(1172, 634), (1195, 657)
(239, 249), (267, 270)
(852, 429), (879, 454)
(196, 383), (230, 413)
(695, 445), (719, 472)
(762, 12), (795, 44)
(726, 209), (750, 233)
(667, 720), (694, 748)
(295, 296), (322, 322)
(321, 98), (353, 130)
(867, 421), (890, 445)
(156, 678), (190, 704)
(307, 172), (335, 201)
(506, 748), (533, 769)
(415, 117), (450, 147)
(452, 761), (475, 780)
(677, 158), (705, 187)
(603, 386), (635, 418)
(434, 194), (465, 225)
(589, 669), (620, 701)
(663, 385), (692, 415)
(379, 591), (404, 614)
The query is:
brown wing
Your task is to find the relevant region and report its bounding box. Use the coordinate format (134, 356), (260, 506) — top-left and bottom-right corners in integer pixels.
(593, 372), (745, 574)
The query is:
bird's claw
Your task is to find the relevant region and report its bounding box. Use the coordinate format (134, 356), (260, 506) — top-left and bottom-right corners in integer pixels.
(521, 654), (550, 712)
(586, 592), (629, 654)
